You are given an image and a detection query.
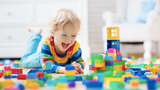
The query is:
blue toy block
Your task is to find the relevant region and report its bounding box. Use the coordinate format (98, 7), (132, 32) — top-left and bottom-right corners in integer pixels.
(147, 79), (157, 90)
(105, 56), (113, 61)
(14, 82), (25, 90)
(28, 68), (40, 73)
(107, 40), (120, 50)
(97, 73), (104, 83)
(12, 74), (19, 78)
(105, 62), (113, 66)
(124, 76), (131, 82)
(4, 76), (11, 79)
(75, 75), (82, 81)
(127, 57), (132, 59)
(56, 76), (68, 83)
(86, 81), (103, 88)
(106, 50), (108, 56)
(65, 64), (75, 70)
(91, 63), (95, 66)
(43, 69), (52, 74)
(158, 72), (160, 78)
(45, 61), (52, 70)
(27, 73), (38, 79)
(116, 55), (122, 60)
(39, 77), (46, 83)
(47, 80), (55, 86)
(82, 79), (86, 85)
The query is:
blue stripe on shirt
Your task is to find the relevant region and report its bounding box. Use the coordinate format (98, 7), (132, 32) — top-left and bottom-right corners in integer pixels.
(70, 48), (81, 61)
(41, 49), (52, 56)
(42, 44), (50, 52)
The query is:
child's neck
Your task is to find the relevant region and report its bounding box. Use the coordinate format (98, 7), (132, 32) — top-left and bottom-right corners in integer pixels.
(55, 49), (66, 56)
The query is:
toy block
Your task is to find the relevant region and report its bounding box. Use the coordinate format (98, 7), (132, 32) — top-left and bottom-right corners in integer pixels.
(95, 63), (105, 67)
(105, 59), (122, 63)
(108, 53), (116, 60)
(65, 70), (76, 75)
(27, 73), (38, 79)
(0, 79), (15, 87)
(107, 40), (120, 50)
(130, 80), (139, 88)
(45, 61), (52, 70)
(11, 68), (23, 74)
(16, 74), (26, 80)
(108, 48), (116, 53)
(47, 80), (55, 87)
(65, 64), (75, 71)
(28, 82), (40, 90)
(66, 75), (76, 80)
(91, 63), (95, 66)
(147, 79), (157, 90)
(36, 72), (44, 78)
(68, 82), (75, 88)
(105, 56), (113, 61)
(57, 83), (68, 89)
(105, 62), (113, 66)
(116, 55), (122, 60)
(33, 80), (45, 87)
(95, 59), (105, 63)
(14, 82), (25, 90)
(110, 81), (125, 90)
(116, 50), (120, 55)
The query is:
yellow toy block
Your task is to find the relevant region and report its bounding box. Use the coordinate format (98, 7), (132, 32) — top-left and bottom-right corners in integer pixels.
(95, 63), (105, 67)
(3, 71), (11, 76)
(0, 79), (15, 87)
(107, 26), (120, 40)
(57, 83), (68, 89)
(26, 79), (38, 87)
(65, 70), (75, 75)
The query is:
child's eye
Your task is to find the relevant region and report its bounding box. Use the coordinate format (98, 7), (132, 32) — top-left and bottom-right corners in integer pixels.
(72, 35), (76, 37)
(62, 34), (67, 36)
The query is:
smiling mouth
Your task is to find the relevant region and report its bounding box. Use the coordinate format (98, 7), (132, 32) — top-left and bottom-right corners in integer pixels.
(62, 43), (69, 49)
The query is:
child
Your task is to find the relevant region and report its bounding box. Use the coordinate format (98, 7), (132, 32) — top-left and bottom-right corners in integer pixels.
(20, 9), (85, 74)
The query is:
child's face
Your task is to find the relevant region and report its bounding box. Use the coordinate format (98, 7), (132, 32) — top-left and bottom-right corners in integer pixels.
(52, 23), (78, 53)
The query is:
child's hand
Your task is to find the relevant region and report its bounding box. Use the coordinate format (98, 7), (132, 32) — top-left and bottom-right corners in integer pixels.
(72, 62), (84, 74)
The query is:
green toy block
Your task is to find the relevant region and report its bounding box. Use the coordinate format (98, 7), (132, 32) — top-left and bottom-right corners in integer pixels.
(110, 81), (125, 90)
(95, 59), (105, 63)
(151, 57), (156, 62)
(157, 82), (160, 88)
(149, 63), (153, 67)
(85, 74), (94, 80)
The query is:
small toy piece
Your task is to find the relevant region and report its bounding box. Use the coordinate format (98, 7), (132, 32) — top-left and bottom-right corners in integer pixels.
(130, 80), (139, 88)
(28, 82), (40, 89)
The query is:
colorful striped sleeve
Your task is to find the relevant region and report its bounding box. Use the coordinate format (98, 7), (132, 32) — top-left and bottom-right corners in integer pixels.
(41, 37), (60, 73)
(70, 43), (85, 69)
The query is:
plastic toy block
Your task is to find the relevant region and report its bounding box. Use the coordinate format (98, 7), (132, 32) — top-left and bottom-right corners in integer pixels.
(16, 74), (27, 80)
(28, 82), (40, 89)
(33, 80), (44, 87)
(105, 59), (122, 63)
(14, 82), (25, 90)
(95, 59), (105, 63)
(95, 63), (105, 67)
(97, 73), (104, 83)
(65, 64), (75, 70)
(130, 80), (140, 88)
(108, 48), (116, 53)
(56, 83), (68, 89)
(85, 74), (94, 80)
(105, 62), (113, 66)
(91, 63), (95, 66)
(91, 66), (105, 70)
(4, 76), (11, 79)
(4, 86), (19, 90)
(45, 61), (52, 70)
(157, 82), (160, 88)
(11, 68), (23, 74)
(68, 82), (75, 88)
(0, 79), (15, 87)
(65, 70), (76, 75)
(36, 72), (44, 78)
(66, 75), (76, 80)
(86, 81), (103, 88)
(110, 81), (125, 89)
(105, 56), (113, 61)
(147, 79), (157, 90)
(116, 55), (122, 60)
(11, 73), (20, 78)
(47, 80), (55, 87)
(56, 76), (68, 83)
(116, 50), (120, 55)
(4, 66), (11, 71)
(38, 77), (46, 83)
(124, 76), (131, 82)
(107, 40), (120, 50)
(108, 53), (116, 57)
(75, 75), (82, 81)
(27, 73), (38, 79)
(3, 71), (11, 76)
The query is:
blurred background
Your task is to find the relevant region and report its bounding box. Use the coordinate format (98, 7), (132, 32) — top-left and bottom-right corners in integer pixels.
(0, 0), (160, 61)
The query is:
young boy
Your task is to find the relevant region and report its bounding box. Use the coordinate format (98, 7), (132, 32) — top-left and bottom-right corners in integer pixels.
(20, 9), (85, 74)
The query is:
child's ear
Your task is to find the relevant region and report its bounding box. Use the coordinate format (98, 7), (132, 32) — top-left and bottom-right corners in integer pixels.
(50, 31), (55, 37)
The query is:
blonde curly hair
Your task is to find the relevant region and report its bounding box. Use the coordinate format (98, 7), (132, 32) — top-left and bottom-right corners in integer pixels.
(48, 9), (81, 34)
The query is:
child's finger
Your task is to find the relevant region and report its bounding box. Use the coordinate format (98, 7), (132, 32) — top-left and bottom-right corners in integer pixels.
(71, 61), (76, 65)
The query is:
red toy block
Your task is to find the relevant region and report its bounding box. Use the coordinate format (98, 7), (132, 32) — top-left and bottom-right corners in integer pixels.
(91, 66), (105, 70)
(0, 73), (3, 78)
(156, 77), (160, 82)
(16, 74), (26, 80)
(36, 72), (44, 77)
(116, 50), (120, 55)
(11, 68), (23, 74)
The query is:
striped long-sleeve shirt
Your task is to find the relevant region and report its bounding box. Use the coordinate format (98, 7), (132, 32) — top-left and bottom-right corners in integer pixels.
(41, 36), (85, 73)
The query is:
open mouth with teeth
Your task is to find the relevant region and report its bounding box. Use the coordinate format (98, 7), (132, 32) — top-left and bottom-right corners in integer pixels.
(62, 43), (69, 49)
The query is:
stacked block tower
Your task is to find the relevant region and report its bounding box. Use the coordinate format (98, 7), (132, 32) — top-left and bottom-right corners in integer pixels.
(91, 26), (125, 73)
